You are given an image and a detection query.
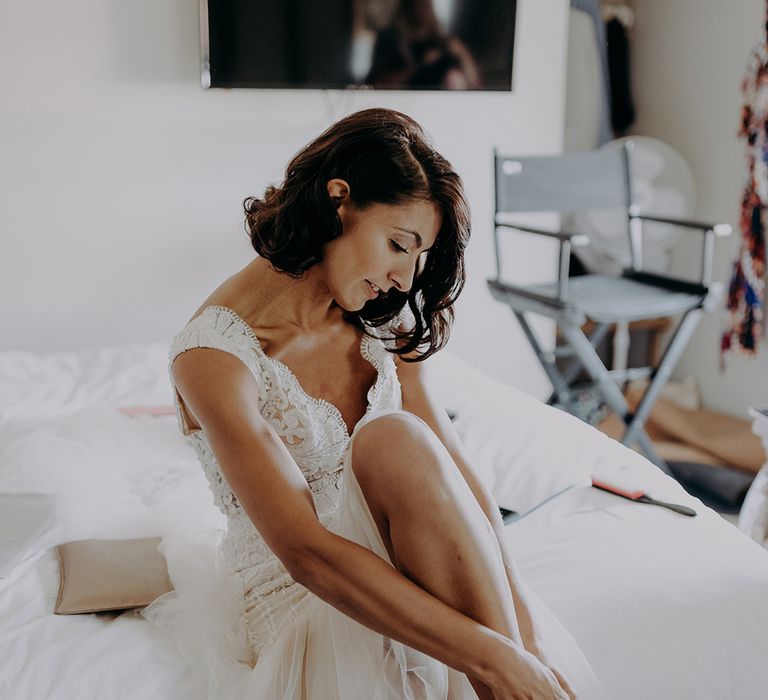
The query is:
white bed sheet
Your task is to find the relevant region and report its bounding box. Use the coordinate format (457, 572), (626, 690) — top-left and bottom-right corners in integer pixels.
(1, 345), (767, 699)
(427, 353), (768, 698)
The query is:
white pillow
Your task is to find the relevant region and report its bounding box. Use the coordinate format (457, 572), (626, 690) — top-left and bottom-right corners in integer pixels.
(0, 343), (172, 424)
(424, 349), (672, 513)
(0, 406), (224, 564)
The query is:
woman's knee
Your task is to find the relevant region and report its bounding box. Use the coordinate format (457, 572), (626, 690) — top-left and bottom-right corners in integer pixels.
(350, 411), (451, 498)
(352, 412), (434, 468)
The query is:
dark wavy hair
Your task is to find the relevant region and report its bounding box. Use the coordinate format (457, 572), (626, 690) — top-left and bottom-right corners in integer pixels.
(244, 108), (470, 361)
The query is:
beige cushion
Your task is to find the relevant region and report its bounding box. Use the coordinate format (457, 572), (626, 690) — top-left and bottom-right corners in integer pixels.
(54, 537), (173, 615)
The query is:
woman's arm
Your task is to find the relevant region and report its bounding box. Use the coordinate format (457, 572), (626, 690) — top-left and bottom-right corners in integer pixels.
(171, 348), (561, 698)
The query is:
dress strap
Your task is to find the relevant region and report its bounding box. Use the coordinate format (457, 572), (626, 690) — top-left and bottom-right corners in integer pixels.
(168, 306), (267, 436)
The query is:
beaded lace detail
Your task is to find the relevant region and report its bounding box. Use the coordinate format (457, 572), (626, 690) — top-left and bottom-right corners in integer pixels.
(168, 305), (402, 656)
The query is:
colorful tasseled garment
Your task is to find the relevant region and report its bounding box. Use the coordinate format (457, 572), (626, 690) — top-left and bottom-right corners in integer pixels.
(722, 17), (768, 363)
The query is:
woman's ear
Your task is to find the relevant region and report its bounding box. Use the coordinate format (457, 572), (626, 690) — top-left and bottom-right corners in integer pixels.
(327, 178), (351, 206)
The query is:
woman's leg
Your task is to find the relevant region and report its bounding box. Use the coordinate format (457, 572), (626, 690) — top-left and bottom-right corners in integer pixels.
(350, 412), (522, 699)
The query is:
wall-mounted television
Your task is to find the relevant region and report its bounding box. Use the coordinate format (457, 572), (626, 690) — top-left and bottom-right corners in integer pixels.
(200, 0), (517, 91)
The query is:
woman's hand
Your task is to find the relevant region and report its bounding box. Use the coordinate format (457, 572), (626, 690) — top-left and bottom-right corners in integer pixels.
(485, 640), (572, 700)
(521, 631), (577, 700)
(531, 647), (577, 700)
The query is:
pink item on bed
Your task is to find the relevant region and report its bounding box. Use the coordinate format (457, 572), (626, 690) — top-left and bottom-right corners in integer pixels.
(117, 406), (176, 417)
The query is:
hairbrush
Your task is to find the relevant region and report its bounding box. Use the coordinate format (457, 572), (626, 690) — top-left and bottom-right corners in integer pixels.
(591, 476), (697, 517)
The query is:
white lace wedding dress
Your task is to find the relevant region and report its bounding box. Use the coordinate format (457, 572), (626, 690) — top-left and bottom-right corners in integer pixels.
(141, 305), (605, 699)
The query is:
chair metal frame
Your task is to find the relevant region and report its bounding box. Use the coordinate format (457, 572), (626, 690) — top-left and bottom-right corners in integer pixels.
(488, 142), (732, 474)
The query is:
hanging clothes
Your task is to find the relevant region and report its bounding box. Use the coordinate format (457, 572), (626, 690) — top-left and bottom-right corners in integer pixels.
(721, 29), (768, 362)
(605, 16), (635, 133)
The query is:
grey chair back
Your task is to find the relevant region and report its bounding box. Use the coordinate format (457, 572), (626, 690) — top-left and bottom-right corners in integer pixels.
(494, 147), (630, 214)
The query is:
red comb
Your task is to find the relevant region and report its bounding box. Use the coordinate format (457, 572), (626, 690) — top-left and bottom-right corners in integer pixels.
(591, 477), (645, 500)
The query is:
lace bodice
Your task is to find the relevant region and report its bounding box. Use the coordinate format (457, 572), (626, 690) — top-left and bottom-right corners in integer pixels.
(169, 305), (402, 656)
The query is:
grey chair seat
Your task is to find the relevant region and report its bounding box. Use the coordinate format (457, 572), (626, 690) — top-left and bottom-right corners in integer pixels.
(524, 275), (703, 323)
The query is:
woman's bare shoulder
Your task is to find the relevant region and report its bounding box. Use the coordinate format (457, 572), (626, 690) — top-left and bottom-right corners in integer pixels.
(186, 261), (266, 325)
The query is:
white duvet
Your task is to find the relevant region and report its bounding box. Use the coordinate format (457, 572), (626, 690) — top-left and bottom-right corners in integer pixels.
(1, 344), (767, 699)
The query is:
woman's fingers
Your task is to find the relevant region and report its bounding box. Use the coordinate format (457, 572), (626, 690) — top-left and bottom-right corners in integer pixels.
(547, 665), (577, 700)
(491, 649), (573, 700)
(551, 668), (577, 699)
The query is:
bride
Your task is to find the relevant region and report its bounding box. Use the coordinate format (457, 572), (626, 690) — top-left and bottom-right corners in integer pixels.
(142, 108), (604, 699)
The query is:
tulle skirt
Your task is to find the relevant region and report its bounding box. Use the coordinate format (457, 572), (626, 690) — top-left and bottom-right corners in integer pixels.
(141, 409), (606, 699)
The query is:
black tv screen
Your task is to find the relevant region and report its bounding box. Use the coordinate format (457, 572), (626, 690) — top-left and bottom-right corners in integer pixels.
(202, 0), (517, 91)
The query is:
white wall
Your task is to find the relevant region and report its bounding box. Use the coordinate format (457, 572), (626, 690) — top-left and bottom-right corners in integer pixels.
(0, 0), (569, 399)
(630, 0), (768, 417)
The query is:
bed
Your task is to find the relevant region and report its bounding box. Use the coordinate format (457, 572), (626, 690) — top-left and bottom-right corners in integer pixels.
(1, 341), (767, 699)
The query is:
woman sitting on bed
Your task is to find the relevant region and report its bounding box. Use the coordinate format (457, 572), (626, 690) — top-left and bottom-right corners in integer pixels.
(156, 108), (603, 699)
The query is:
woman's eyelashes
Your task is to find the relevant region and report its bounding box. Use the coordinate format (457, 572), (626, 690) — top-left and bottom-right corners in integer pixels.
(390, 240), (409, 254)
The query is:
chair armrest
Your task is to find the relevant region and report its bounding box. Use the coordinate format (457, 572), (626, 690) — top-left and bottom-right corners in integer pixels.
(630, 212), (732, 287)
(631, 212), (732, 236)
(494, 219), (590, 246)
(622, 269), (709, 296)
(493, 220), (588, 302)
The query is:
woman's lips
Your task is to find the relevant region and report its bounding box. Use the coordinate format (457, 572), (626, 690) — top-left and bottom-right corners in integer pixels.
(366, 280), (380, 299)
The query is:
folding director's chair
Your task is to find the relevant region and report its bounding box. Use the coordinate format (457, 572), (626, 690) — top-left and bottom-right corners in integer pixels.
(487, 143), (732, 475)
